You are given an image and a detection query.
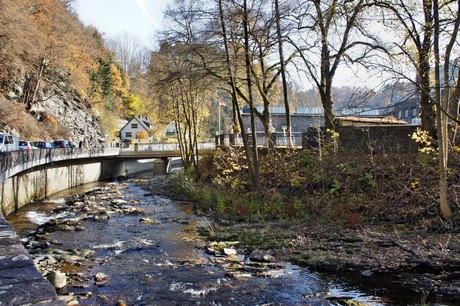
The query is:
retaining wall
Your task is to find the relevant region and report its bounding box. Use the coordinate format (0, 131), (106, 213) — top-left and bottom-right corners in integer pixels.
(0, 157), (170, 217)
(1, 162), (102, 216)
(302, 125), (419, 152)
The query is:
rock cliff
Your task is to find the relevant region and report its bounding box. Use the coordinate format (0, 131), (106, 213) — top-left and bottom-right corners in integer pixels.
(2, 76), (105, 147)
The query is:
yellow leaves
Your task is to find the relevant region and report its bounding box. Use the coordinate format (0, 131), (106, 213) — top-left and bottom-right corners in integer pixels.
(109, 63), (126, 95)
(336, 163), (347, 172)
(122, 94), (141, 117)
(411, 178), (420, 190)
(326, 128), (339, 139)
(411, 128), (436, 154)
(211, 147), (249, 191)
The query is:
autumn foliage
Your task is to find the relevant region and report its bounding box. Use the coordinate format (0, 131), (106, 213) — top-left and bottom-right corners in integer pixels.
(136, 131), (148, 139)
(0, 0), (143, 140)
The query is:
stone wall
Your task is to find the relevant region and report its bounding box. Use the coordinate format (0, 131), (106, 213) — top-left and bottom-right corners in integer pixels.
(242, 114), (323, 133)
(302, 125), (419, 153)
(0, 215), (65, 305)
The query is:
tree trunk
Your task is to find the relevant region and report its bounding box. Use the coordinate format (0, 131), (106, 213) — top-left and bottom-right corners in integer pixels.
(218, 0), (255, 185)
(275, 0), (292, 147)
(420, 0), (437, 139)
(433, 0), (452, 220)
(243, 0), (260, 188)
(320, 32), (335, 131)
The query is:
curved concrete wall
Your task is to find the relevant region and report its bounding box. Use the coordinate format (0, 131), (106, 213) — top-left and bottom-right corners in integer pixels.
(1, 162), (102, 216)
(0, 158), (169, 217)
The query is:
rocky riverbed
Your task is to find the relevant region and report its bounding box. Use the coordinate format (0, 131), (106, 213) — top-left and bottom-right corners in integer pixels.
(140, 176), (460, 305)
(7, 175), (460, 305)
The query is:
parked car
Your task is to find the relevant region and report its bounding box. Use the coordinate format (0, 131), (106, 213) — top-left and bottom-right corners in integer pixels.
(34, 141), (55, 149)
(19, 141), (39, 150)
(0, 133), (19, 152)
(53, 140), (75, 148)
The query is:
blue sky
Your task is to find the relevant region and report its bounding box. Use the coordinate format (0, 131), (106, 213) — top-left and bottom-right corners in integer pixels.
(73, 0), (173, 48)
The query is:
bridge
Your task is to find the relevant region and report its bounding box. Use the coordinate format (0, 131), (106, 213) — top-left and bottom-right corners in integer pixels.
(0, 142), (214, 217)
(0, 142), (216, 305)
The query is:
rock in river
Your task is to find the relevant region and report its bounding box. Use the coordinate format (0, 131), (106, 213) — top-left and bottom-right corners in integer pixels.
(47, 270), (67, 289)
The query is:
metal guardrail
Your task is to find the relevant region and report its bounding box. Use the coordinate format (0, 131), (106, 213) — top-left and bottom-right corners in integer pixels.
(0, 147), (120, 183)
(0, 142), (216, 183)
(119, 142), (215, 152)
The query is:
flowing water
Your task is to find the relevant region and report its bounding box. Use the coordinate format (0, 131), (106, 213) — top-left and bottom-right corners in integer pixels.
(6, 176), (437, 305)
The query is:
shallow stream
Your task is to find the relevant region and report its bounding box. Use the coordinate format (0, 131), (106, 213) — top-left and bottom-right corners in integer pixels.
(6, 176), (435, 305)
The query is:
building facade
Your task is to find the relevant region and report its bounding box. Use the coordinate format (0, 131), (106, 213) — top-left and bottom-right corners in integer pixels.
(119, 116), (153, 143)
(392, 97), (421, 125)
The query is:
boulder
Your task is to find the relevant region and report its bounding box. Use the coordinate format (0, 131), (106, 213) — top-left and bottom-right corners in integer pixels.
(224, 248), (238, 256)
(47, 270), (67, 289)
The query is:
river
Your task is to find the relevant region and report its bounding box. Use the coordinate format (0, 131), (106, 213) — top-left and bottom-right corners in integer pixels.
(6, 175), (430, 305)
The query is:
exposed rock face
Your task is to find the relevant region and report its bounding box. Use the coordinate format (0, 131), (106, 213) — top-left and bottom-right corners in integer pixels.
(4, 77), (105, 147)
(31, 95), (105, 147)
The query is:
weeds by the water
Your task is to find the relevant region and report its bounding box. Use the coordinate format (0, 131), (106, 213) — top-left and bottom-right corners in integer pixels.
(170, 148), (460, 231)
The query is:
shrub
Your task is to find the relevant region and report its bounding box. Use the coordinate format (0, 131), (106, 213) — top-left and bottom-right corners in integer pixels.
(177, 147), (460, 229)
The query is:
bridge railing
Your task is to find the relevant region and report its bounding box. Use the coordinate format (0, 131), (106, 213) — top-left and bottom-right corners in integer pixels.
(119, 142), (215, 152)
(0, 142), (216, 183)
(0, 147), (120, 183)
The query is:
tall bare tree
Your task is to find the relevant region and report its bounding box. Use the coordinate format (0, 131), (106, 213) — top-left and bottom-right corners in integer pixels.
(289, 0), (377, 131)
(375, 0), (460, 220)
(433, 0), (459, 220)
(374, 0), (437, 138)
(217, 0), (257, 186)
(275, 0), (292, 146)
(106, 34), (149, 79)
(243, 0), (261, 187)
(151, 0), (214, 178)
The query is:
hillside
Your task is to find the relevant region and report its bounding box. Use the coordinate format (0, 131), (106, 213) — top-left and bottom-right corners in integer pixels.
(0, 0), (133, 145)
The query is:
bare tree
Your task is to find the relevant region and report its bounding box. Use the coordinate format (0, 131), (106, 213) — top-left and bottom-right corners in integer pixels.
(433, 0), (459, 220)
(217, 0), (257, 186)
(243, 0), (261, 187)
(374, 0), (437, 138)
(275, 0), (292, 147)
(374, 0), (460, 220)
(289, 0), (378, 131)
(151, 0), (215, 178)
(106, 34), (149, 79)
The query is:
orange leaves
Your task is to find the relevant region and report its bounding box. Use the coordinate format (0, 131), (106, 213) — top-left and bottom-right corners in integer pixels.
(136, 131), (149, 139)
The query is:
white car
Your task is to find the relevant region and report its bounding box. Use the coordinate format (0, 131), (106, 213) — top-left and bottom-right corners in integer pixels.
(0, 133), (19, 152)
(19, 141), (39, 151)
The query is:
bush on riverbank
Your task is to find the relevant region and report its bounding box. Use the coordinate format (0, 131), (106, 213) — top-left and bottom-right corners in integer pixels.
(170, 146), (460, 230)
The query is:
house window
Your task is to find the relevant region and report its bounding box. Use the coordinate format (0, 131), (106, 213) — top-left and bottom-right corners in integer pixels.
(412, 107), (417, 117)
(404, 109), (409, 118)
(131, 123), (138, 129)
(397, 110), (402, 119)
(125, 132), (132, 138)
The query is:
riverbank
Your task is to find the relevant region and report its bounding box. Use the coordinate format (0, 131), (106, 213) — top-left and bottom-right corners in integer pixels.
(5, 172), (459, 305)
(0, 213), (65, 305)
(141, 174), (460, 305)
(8, 176), (404, 305)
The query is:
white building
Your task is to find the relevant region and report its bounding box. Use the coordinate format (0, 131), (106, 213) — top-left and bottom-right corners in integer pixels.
(119, 116), (153, 142)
